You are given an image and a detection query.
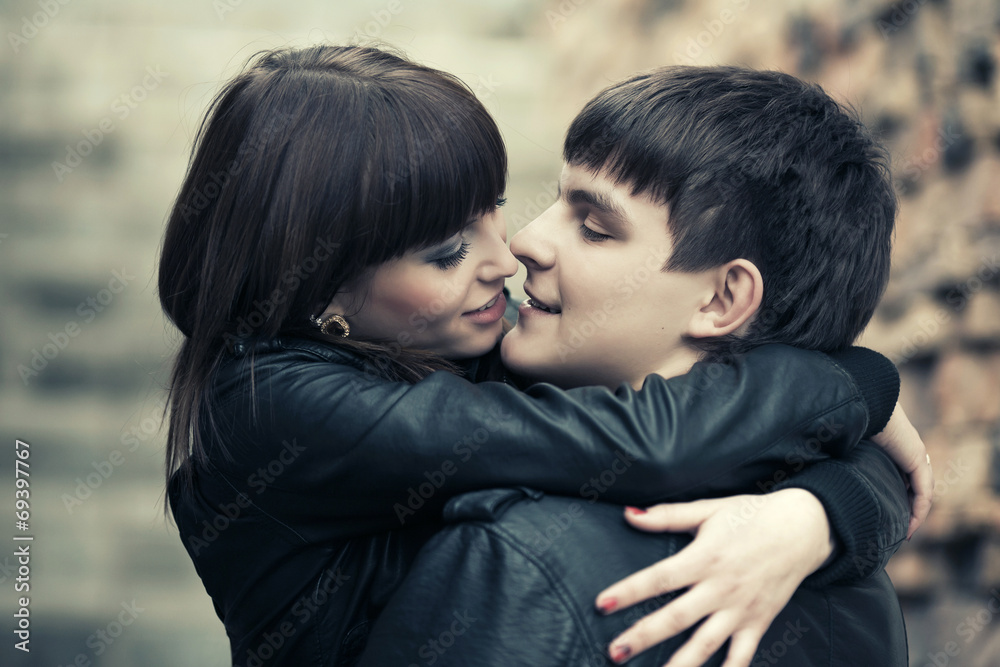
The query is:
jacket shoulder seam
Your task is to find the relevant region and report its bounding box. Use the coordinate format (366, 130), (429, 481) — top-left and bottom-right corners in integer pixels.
(467, 519), (612, 652)
(818, 354), (871, 436)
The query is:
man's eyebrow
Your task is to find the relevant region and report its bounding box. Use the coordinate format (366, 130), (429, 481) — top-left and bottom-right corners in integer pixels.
(563, 186), (633, 232)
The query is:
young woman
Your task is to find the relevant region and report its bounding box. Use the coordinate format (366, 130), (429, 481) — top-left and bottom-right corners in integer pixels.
(159, 45), (925, 666)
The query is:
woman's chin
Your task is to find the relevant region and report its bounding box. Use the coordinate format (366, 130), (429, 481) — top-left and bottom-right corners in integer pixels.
(439, 326), (503, 361)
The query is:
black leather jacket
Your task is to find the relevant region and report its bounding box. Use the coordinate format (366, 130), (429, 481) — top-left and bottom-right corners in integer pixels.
(356, 449), (909, 666)
(167, 337), (900, 666)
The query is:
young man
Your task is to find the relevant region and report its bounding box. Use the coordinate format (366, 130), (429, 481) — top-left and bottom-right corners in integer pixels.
(356, 67), (918, 666)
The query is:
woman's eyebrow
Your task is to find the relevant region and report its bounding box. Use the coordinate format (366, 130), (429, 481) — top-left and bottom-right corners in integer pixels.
(419, 231), (464, 255)
(563, 186), (633, 232)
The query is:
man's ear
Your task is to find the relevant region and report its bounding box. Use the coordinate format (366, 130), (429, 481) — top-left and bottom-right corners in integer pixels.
(686, 259), (763, 339)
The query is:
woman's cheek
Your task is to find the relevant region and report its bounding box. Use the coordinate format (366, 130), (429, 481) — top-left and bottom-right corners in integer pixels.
(382, 288), (431, 327)
(385, 275), (459, 324)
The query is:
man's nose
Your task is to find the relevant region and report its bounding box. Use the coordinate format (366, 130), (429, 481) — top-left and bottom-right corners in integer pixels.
(510, 204), (558, 271)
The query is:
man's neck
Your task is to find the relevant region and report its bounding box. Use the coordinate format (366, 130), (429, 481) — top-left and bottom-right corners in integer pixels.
(632, 346), (702, 390)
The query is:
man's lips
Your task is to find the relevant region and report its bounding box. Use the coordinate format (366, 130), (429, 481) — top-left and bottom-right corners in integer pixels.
(522, 286), (561, 314)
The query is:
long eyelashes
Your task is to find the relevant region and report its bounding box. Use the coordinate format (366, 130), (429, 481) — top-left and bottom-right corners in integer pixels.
(579, 223), (612, 242)
(430, 199), (504, 270)
(433, 242), (471, 270)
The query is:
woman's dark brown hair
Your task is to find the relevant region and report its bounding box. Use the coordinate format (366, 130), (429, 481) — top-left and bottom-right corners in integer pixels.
(158, 45), (507, 501)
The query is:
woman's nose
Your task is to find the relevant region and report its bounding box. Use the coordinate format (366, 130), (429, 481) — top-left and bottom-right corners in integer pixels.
(477, 211), (519, 282)
(510, 204), (557, 271)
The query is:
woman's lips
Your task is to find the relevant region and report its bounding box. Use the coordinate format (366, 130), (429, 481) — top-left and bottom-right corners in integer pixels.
(462, 291), (506, 324)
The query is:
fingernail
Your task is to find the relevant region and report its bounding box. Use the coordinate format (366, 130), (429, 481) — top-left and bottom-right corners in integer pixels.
(609, 643), (632, 663)
(597, 597), (617, 614)
(625, 506), (647, 515)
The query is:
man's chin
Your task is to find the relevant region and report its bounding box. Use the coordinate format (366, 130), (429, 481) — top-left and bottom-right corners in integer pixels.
(500, 330), (552, 382)
(500, 336), (578, 388)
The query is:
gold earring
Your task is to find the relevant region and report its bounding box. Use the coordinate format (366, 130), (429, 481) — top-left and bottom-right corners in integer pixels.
(311, 313), (350, 338)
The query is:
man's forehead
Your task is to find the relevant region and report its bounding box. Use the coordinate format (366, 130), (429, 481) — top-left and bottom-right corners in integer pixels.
(559, 163), (626, 202)
(558, 162), (667, 226)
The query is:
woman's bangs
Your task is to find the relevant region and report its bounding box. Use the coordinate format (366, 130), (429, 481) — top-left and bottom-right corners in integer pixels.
(368, 81), (507, 256)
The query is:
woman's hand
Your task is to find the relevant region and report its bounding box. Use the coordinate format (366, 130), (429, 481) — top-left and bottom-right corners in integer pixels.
(594, 489), (834, 667)
(871, 402), (933, 539)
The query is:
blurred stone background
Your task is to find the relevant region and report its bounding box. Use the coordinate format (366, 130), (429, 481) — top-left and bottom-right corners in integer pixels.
(0, 0), (996, 665)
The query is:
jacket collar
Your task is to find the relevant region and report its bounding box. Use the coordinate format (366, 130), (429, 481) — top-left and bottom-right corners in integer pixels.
(227, 335), (366, 368)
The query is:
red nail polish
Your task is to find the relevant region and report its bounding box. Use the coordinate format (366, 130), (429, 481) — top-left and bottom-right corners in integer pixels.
(626, 506), (647, 515)
(597, 597), (618, 614)
(609, 644), (632, 663)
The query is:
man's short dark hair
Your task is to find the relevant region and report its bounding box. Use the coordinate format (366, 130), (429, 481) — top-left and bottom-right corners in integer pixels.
(564, 66), (896, 356)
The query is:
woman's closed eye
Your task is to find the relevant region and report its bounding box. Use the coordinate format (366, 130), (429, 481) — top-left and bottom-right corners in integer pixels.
(432, 241), (471, 270)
